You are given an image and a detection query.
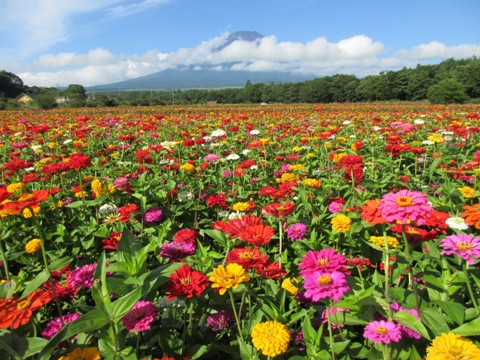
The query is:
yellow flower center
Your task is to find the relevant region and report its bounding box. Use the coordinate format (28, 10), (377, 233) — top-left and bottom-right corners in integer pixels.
(376, 327), (387, 335)
(396, 196), (413, 207)
(239, 251), (254, 260)
(318, 259), (328, 266)
(317, 275), (332, 286)
(180, 276), (192, 285)
(456, 242), (472, 251)
(17, 194), (34, 202)
(17, 299), (31, 310)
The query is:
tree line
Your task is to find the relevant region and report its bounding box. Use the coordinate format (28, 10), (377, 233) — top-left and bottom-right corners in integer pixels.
(1, 57), (479, 109)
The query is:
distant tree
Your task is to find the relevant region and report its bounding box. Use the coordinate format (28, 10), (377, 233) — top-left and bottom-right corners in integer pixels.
(35, 93), (57, 109)
(355, 76), (387, 101)
(0, 70), (26, 98)
(64, 84), (87, 107)
(456, 59), (480, 99)
(427, 78), (467, 104)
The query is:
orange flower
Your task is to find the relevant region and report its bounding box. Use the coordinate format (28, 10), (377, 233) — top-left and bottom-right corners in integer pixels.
(261, 201), (296, 220)
(461, 204), (480, 230)
(0, 289), (52, 329)
(361, 199), (387, 226)
(238, 224), (275, 247)
(0, 189), (49, 215)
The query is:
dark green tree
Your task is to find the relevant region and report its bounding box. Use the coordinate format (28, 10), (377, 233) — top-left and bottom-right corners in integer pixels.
(427, 78), (467, 104)
(0, 70), (26, 98)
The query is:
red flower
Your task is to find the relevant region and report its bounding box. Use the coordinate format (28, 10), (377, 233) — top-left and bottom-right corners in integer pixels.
(0, 289), (52, 329)
(102, 231), (122, 250)
(261, 201), (296, 220)
(3, 159), (32, 171)
(226, 247), (268, 270)
(0, 189), (50, 215)
(117, 204), (139, 222)
(238, 224), (275, 247)
(66, 153), (92, 170)
(213, 215), (263, 239)
(206, 193), (228, 208)
(165, 264), (209, 300)
(174, 229), (197, 244)
(255, 261), (287, 279)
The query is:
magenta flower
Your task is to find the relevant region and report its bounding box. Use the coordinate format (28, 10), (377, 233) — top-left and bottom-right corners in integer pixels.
(364, 320), (402, 344)
(286, 223), (308, 241)
(144, 207), (163, 223)
(302, 271), (349, 302)
(440, 233), (480, 265)
(299, 249), (350, 276)
(42, 313), (80, 339)
(328, 202), (344, 213)
(160, 241), (196, 260)
(379, 190), (432, 225)
(206, 310), (235, 331)
(204, 154), (219, 162)
(121, 300), (158, 332)
(67, 263), (97, 289)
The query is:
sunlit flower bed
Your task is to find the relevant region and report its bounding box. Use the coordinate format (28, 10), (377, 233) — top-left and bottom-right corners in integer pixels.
(0, 102), (480, 359)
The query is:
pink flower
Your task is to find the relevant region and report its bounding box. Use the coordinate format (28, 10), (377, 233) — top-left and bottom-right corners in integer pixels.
(207, 311), (235, 331)
(328, 202), (344, 213)
(286, 223), (308, 240)
(67, 264), (97, 289)
(364, 320), (402, 344)
(440, 233), (480, 265)
(379, 190), (432, 225)
(42, 313), (80, 339)
(302, 271), (349, 302)
(390, 302), (422, 339)
(299, 249), (350, 276)
(121, 300), (158, 332)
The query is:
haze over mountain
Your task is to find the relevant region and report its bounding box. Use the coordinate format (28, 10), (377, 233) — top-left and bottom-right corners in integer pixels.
(88, 31), (315, 91)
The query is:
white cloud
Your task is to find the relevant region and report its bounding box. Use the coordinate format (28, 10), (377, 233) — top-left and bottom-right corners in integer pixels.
(11, 33), (480, 87)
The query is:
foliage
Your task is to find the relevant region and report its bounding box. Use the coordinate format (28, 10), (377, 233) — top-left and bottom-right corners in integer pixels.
(427, 78), (468, 104)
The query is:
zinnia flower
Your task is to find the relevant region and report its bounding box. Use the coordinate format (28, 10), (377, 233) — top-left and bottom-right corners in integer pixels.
(160, 241), (196, 261)
(42, 313), (81, 339)
(363, 320), (402, 344)
(439, 234), (480, 265)
(206, 310), (235, 331)
(237, 224), (275, 247)
(25, 238), (42, 253)
(299, 249), (350, 276)
(58, 347), (101, 360)
(67, 263), (97, 289)
(261, 201), (296, 220)
(379, 190), (432, 225)
(286, 223), (308, 240)
(165, 264), (209, 299)
(251, 321), (291, 358)
(445, 217), (469, 231)
(461, 204), (480, 230)
(226, 247), (268, 270)
(361, 199), (387, 226)
(426, 332), (480, 359)
(121, 300), (158, 332)
(0, 289), (52, 329)
(209, 263), (250, 295)
(144, 207), (163, 223)
(302, 271), (349, 302)
(331, 214), (352, 233)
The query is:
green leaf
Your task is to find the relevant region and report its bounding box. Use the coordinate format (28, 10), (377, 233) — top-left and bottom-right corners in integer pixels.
(433, 300), (465, 326)
(421, 307), (450, 337)
(201, 229), (229, 247)
(92, 252), (113, 318)
(393, 311), (431, 340)
(452, 317), (480, 336)
(142, 262), (183, 295)
(110, 287), (143, 322)
(49, 256), (73, 271)
(21, 270), (49, 298)
(118, 228), (142, 257)
(0, 281), (16, 298)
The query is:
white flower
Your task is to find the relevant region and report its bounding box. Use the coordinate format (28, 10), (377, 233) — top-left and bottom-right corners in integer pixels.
(241, 149), (251, 155)
(413, 119), (425, 125)
(178, 191), (194, 202)
(373, 126), (382, 131)
(342, 121), (351, 125)
(445, 217), (469, 230)
(99, 204), (118, 215)
(422, 140), (435, 145)
(250, 165), (258, 170)
(249, 129), (260, 135)
(211, 129), (226, 137)
(31, 145), (42, 151)
(228, 212), (245, 220)
(218, 210), (229, 218)
(226, 153), (240, 161)
(63, 139), (73, 145)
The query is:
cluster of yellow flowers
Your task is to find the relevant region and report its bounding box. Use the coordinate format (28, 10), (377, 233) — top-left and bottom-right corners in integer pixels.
(369, 235), (399, 248)
(91, 179), (116, 197)
(458, 186), (476, 199)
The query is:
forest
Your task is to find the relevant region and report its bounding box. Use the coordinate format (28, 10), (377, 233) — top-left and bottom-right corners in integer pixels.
(1, 57), (479, 109)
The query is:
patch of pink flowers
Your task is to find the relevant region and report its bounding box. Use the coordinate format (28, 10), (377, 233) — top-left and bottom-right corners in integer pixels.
(379, 189), (432, 225)
(121, 300), (158, 333)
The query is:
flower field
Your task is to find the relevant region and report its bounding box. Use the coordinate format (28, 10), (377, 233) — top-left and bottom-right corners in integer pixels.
(1, 102), (480, 359)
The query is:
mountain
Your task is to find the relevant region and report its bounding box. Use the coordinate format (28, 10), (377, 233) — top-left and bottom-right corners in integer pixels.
(87, 31), (315, 92)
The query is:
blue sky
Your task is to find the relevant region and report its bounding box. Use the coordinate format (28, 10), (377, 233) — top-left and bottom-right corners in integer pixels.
(1, 0), (479, 87)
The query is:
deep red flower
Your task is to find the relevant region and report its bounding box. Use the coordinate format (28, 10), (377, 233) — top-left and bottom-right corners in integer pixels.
(102, 231), (122, 250)
(206, 193), (228, 208)
(165, 264), (209, 300)
(255, 261), (287, 279)
(117, 204), (139, 223)
(174, 229), (197, 244)
(3, 159), (32, 171)
(0, 189), (49, 215)
(66, 153), (92, 171)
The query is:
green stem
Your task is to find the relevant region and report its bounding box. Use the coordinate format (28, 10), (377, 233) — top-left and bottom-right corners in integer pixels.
(278, 220), (284, 266)
(229, 291), (245, 344)
(0, 232), (10, 281)
(463, 262), (480, 315)
(401, 225), (421, 312)
(382, 226), (393, 322)
(326, 303), (336, 360)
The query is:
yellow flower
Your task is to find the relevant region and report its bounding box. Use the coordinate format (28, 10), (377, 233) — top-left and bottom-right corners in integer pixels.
(336, 136), (347, 144)
(306, 153), (314, 159)
(281, 278), (299, 296)
(74, 191), (88, 199)
(58, 347), (102, 360)
(6, 182), (25, 194)
(111, 151), (120, 158)
(279, 173), (296, 183)
(180, 163), (195, 173)
(302, 178), (321, 188)
(458, 186), (476, 199)
(369, 236), (399, 248)
(426, 332), (480, 360)
(47, 142), (56, 149)
(251, 321), (291, 358)
(23, 206), (41, 218)
(209, 263), (250, 295)
(324, 141), (333, 149)
(291, 146), (303, 153)
(427, 133), (444, 143)
(25, 239), (42, 254)
(91, 179), (116, 197)
(331, 214), (352, 233)
(232, 202), (250, 212)
(289, 164), (305, 171)
(332, 153), (347, 163)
